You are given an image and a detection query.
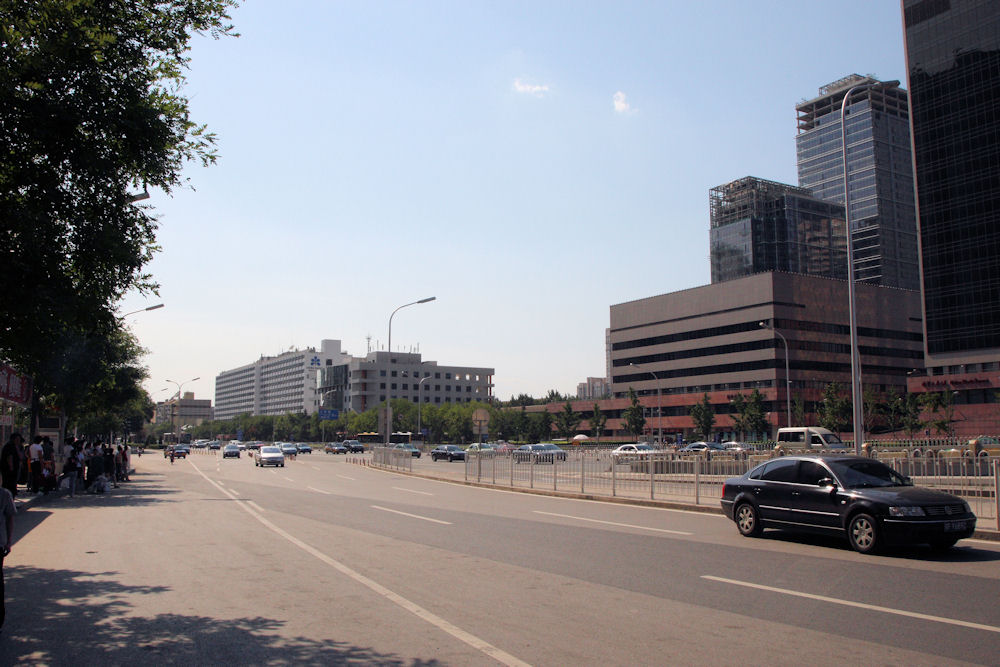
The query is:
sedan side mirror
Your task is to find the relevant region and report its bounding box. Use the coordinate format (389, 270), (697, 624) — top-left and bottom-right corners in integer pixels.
(818, 477), (837, 490)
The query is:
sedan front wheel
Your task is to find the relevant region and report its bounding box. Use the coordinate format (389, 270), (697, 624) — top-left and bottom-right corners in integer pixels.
(735, 502), (762, 537)
(847, 513), (882, 554)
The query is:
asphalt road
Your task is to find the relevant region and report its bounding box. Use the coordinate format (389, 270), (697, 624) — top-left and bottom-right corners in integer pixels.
(4, 451), (1000, 666)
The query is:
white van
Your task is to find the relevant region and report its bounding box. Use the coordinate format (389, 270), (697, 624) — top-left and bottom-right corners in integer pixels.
(775, 427), (847, 450)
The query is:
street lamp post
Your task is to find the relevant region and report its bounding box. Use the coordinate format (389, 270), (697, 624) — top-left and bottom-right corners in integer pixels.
(416, 375), (432, 442)
(840, 79), (899, 454)
(122, 303), (164, 318)
(760, 321), (792, 429)
(629, 363), (663, 445)
(385, 297), (436, 448)
(165, 376), (199, 446)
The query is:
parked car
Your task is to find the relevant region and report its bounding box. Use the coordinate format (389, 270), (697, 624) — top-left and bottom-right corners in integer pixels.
(296, 444), (313, 454)
(222, 444), (241, 459)
(513, 444), (566, 463)
(431, 445), (466, 462)
(611, 444), (655, 459)
(679, 441), (725, 453)
(720, 455), (976, 553)
(392, 443), (421, 458)
(254, 445), (285, 467)
(342, 440), (364, 453)
(324, 442), (347, 455)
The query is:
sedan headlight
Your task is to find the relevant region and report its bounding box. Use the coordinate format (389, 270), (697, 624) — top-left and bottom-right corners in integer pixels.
(889, 506), (926, 517)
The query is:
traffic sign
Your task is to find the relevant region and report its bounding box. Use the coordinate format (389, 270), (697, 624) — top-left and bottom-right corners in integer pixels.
(319, 408), (339, 421)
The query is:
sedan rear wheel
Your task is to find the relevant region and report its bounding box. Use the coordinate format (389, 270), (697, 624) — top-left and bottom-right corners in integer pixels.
(848, 513), (882, 554)
(735, 502), (762, 537)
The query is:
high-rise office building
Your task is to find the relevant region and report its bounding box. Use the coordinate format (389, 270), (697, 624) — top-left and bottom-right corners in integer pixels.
(710, 176), (847, 284)
(795, 74), (919, 290)
(902, 0), (1000, 434)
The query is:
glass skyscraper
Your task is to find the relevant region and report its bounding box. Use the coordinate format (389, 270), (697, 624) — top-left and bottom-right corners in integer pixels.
(795, 75), (920, 290)
(903, 0), (1000, 361)
(709, 176), (847, 284)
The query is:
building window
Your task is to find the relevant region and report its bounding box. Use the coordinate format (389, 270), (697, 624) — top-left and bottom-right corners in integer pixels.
(391, 383), (396, 390)
(435, 385), (440, 391)
(391, 370), (397, 377)
(380, 370), (386, 377)
(380, 383), (386, 389)
(402, 383), (408, 390)
(435, 372), (441, 379)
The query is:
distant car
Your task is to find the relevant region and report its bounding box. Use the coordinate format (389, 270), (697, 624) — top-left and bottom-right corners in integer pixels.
(255, 446), (285, 467)
(325, 442), (347, 455)
(612, 444), (655, 459)
(172, 445), (190, 458)
(296, 444), (312, 454)
(494, 442), (516, 454)
(245, 442), (261, 451)
(679, 441), (726, 453)
(222, 444), (240, 459)
(392, 443), (421, 458)
(721, 455), (976, 553)
(465, 443), (495, 454)
(342, 440), (364, 453)
(723, 441), (753, 452)
(208, 441), (222, 450)
(513, 444), (565, 463)
(280, 443), (299, 457)
(431, 445), (466, 462)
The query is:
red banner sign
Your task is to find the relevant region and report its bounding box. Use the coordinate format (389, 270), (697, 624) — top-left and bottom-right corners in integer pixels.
(0, 364), (33, 407)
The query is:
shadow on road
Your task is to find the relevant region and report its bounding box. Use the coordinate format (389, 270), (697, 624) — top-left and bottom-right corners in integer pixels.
(759, 529), (1000, 561)
(2, 565), (443, 666)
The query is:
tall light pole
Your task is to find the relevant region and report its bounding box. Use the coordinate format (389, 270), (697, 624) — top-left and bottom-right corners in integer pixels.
(759, 321), (792, 429)
(165, 376), (199, 445)
(840, 79), (898, 454)
(385, 297), (436, 447)
(416, 375), (433, 442)
(122, 303), (164, 318)
(629, 363), (663, 445)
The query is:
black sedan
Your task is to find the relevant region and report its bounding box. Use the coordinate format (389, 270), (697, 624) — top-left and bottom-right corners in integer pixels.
(721, 455), (976, 554)
(222, 444), (241, 459)
(430, 445), (466, 462)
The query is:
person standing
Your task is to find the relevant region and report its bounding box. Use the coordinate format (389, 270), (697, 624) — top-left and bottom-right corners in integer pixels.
(27, 437), (43, 494)
(1, 434), (24, 499)
(0, 485), (15, 631)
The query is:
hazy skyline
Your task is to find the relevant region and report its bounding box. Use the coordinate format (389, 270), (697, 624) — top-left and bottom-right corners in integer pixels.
(119, 1), (909, 404)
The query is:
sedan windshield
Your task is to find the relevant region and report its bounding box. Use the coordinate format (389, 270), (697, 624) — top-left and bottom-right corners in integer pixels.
(827, 459), (910, 489)
(261, 447), (281, 454)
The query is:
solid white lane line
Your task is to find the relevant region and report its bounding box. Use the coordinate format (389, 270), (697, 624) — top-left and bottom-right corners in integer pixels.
(187, 465), (525, 666)
(393, 487), (433, 496)
(308, 486), (332, 495)
(283, 476), (295, 482)
(311, 466), (320, 471)
(371, 505), (452, 525)
(702, 575), (1000, 634)
(230, 488), (240, 496)
(533, 511), (693, 536)
(247, 501), (265, 513)
(337, 474), (356, 481)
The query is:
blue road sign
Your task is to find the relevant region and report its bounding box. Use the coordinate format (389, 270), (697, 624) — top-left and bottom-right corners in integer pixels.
(319, 409), (339, 421)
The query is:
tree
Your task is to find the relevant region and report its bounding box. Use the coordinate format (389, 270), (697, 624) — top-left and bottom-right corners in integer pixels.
(818, 383), (852, 437)
(921, 391), (956, 436)
(900, 392), (925, 439)
(863, 387), (884, 435)
(689, 393), (715, 441)
(553, 402), (581, 441)
(622, 388), (646, 440)
(744, 389), (769, 439)
(1, 0), (238, 422)
(791, 395), (807, 426)
(729, 394), (750, 441)
(591, 403), (607, 442)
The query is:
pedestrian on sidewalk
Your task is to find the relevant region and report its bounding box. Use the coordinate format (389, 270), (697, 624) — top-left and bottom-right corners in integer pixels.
(0, 485), (15, 631)
(27, 436), (43, 494)
(0, 434), (24, 499)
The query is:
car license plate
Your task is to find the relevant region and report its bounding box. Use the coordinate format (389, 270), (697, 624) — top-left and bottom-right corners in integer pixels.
(943, 521), (966, 532)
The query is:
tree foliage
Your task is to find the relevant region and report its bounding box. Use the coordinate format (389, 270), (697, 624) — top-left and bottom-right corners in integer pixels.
(590, 403), (607, 441)
(818, 383), (852, 436)
(0, 0), (238, 419)
(553, 401), (581, 441)
(689, 393), (715, 441)
(622, 388), (645, 439)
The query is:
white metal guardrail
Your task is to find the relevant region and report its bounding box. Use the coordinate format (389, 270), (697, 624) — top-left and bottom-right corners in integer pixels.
(453, 450), (1000, 529)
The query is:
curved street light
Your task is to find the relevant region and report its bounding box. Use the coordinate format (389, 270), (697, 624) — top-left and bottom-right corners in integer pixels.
(416, 375), (433, 442)
(165, 376), (199, 446)
(840, 79), (899, 454)
(629, 362), (663, 445)
(760, 321), (792, 429)
(385, 297), (436, 447)
(122, 303), (164, 318)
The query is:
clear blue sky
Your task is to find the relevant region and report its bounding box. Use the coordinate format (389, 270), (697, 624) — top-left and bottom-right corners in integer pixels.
(121, 1), (908, 404)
